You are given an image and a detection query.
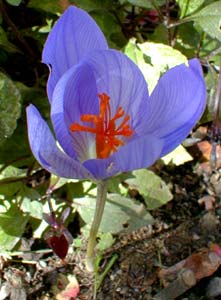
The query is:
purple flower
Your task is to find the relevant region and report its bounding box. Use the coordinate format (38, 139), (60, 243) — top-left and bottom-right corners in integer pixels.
(26, 6), (206, 180)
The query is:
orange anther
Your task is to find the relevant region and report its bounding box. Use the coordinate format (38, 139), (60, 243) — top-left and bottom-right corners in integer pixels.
(70, 93), (134, 159)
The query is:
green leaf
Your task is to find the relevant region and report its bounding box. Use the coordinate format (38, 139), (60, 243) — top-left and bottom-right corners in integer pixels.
(66, 181), (85, 200)
(125, 169), (173, 210)
(124, 40), (187, 92)
(0, 181), (23, 199)
(70, 0), (111, 11)
(119, 0), (165, 9)
(0, 204), (29, 251)
(0, 27), (21, 53)
(0, 84), (48, 166)
(107, 172), (133, 194)
(138, 41), (187, 73)
(0, 120), (31, 166)
(92, 12), (127, 48)
(0, 165), (26, 180)
(97, 232), (115, 251)
(20, 198), (43, 219)
(161, 145), (193, 166)
(124, 39), (159, 92)
(5, 0), (22, 6)
(176, 0), (205, 18)
(190, 1), (221, 41)
(74, 194), (154, 234)
(174, 22), (201, 57)
(28, 0), (62, 14)
(0, 72), (22, 145)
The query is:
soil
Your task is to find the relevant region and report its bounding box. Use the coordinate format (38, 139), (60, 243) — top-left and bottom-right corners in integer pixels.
(2, 146), (221, 300)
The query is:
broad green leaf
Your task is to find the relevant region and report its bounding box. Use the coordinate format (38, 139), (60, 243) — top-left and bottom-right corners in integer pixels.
(0, 84), (48, 166)
(124, 39), (159, 92)
(138, 41), (187, 73)
(66, 181), (85, 200)
(70, 0), (112, 11)
(190, 1), (221, 41)
(74, 194), (154, 234)
(16, 83), (49, 119)
(150, 24), (168, 45)
(0, 27), (21, 53)
(161, 145), (193, 166)
(28, 0), (62, 14)
(0, 180), (23, 199)
(107, 172), (133, 194)
(97, 232), (115, 251)
(119, 0), (164, 9)
(20, 198), (43, 219)
(0, 72), (21, 145)
(125, 169), (173, 210)
(0, 165), (26, 180)
(5, 0), (22, 6)
(92, 12), (127, 48)
(38, 19), (54, 34)
(176, 0), (205, 18)
(125, 40), (187, 92)
(18, 185), (42, 219)
(0, 120), (31, 166)
(0, 204), (29, 251)
(175, 22), (201, 57)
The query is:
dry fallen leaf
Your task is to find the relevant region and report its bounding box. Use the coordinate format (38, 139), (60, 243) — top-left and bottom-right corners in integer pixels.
(197, 141), (221, 168)
(156, 244), (221, 300)
(198, 195), (216, 211)
(52, 273), (80, 300)
(158, 244), (221, 286)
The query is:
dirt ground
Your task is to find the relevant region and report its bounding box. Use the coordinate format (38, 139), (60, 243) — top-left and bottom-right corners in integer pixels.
(2, 142), (221, 300)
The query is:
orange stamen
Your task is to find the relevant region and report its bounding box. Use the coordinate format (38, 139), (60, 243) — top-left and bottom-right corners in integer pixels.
(70, 93), (134, 159)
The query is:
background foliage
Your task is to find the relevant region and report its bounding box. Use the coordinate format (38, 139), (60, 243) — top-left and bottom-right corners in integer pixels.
(0, 0), (220, 254)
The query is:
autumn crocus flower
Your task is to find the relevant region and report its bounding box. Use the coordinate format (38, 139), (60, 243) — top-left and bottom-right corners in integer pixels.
(26, 6), (206, 271)
(27, 6), (206, 181)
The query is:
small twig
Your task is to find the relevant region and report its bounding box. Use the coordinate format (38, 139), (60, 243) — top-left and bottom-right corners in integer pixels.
(0, 176), (28, 185)
(0, 0), (36, 58)
(195, 32), (205, 58)
(165, 0), (172, 46)
(153, 269), (196, 300)
(212, 58), (221, 128)
(206, 46), (221, 61)
(210, 57), (221, 168)
(5, 249), (53, 256)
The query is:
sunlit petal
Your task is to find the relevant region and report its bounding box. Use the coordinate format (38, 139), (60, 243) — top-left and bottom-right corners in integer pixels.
(42, 6), (108, 102)
(83, 134), (163, 179)
(26, 105), (93, 179)
(147, 58), (206, 156)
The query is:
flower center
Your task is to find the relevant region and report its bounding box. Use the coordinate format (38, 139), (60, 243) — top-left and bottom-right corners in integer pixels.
(70, 93), (134, 159)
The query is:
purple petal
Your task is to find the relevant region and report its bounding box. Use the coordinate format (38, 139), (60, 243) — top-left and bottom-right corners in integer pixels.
(147, 58), (206, 156)
(114, 134), (163, 171)
(51, 61), (99, 162)
(52, 49), (150, 163)
(83, 134), (164, 179)
(42, 5), (108, 102)
(77, 49), (150, 136)
(26, 104), (93, 179)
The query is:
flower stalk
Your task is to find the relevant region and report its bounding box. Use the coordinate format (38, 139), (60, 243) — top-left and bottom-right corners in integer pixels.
(86, 180), (108, 272)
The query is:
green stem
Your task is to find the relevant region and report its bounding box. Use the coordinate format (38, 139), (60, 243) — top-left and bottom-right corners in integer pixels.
(95, 254), (118, 291)
(86, 180), (108, 272)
